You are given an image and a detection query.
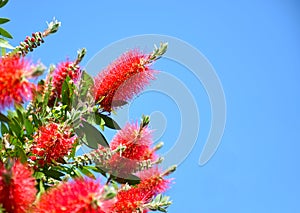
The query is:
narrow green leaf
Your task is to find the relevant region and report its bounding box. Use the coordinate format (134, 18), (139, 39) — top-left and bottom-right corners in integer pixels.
(1, 122), (8, 135)
(0, 0), (9, 8)
(43, 169), (65, 180)
(24, 119), (34, 135)
(0, 38), (13, 49)
(95, 113), (121, 130)
(112, 174), (141, 185)
(78, 166), (96, 179)
(112, 100), (128, 108)
(79, 71), (94, 98)
(61, 77), (71, 106)
(0, 18), (9, 24)
(75, 121), (109, 149)
(0, 112), (9, 123)
(0, 27), (13, 39)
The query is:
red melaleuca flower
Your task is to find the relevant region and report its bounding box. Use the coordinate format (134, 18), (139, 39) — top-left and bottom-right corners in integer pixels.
(0, 56), (35, 109)
(30, 122), (76, 167)
(112, 167), (170, 213)
(35, 178), (115, 213)
(137, 167), (170, 199)
(107, 121), (156, 178)
(49, 60), (81, 101)
(94, 49), (157, 112)
(0, 160), (37, 213)
(110, 122), (155, 161)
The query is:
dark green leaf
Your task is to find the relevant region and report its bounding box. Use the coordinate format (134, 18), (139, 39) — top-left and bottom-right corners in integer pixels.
(1, 122), (8, 135)
(75, 121), (109, 149)
(0, 112), (9, 123)
(79, 71), (94, 98)
(0, 0), (9, 8)
(0, 27), (12, 39)
(0, 18), (9, 24)
(15, 146), (27, 163)
(95, 113), (121, 130)
(33, 171), (45, 179)
(43, 169), (65, 180)
(61, 77), (71, 106)
(0, 38), (13, 49)
(112, 100), (128, 108)
(24, 119), (34, 135)
(112, 174), (140, 185)
(78, 166), (96, 179)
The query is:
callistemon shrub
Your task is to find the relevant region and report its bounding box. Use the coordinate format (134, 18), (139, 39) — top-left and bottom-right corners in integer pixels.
(0, 7), (176, 213)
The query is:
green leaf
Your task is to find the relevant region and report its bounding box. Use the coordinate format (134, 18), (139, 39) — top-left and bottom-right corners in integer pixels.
(112, 100), (128, 108)
(78, 166), (96, 179)
(0, 27), (13, 39)
(43, 168), (65, 180)
(0, 0), (9, 8)
(24, 119), (34, 135)
(79, 71), (94, 98)
(1, 122), (8, 135)
(75, 121), (109, 149)
(0, 38), (13, 49)
(112, 174), (141, 185)
(0, 112), (9, 123)
(61, 76), (71, 106)
(95, 113), (121, 130)
(33, 171), (45, 179)
(15, 145), (27, 163)
(0, 18), (9, 24)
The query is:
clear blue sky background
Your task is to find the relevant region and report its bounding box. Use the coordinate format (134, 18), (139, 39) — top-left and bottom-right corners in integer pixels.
(2, 1), (300, 212)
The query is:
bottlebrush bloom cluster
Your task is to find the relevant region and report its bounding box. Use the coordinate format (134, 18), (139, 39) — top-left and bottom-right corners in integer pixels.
(94, 49), (157, 112)
(0, 56), (35, 109)
(49, 60), (81, 101)
(35, 178), (115, 213)
(0, 160), (37, 213)
(0, 14), (175, 213)
(30, 122), (77, 167)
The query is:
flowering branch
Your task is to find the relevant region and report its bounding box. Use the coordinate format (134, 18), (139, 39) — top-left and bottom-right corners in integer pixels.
(0, 11), (177, 212)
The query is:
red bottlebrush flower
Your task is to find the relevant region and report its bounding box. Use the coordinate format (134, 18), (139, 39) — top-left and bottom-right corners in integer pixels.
(137, 167), (170, 199)
(0, 56), (35, 109)
(112, 187), (148, 213)
(36, 178), (115, 213)
(112, 168), (170, 213)
(30, 122), (76, 167)
(94, 49), (157, 112)
(0, 160), (37, 213)
(50, 60), (81, 99)
(106, 122), (156, 178)
(110, 122), (154, 161)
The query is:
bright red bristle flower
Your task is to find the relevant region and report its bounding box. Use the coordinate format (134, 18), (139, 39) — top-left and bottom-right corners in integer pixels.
(107, 122), (156, 178)
(50, 60), (81, 99)
(0, 160), (37, 213)
(30, 122), (76, 167)
(137, 167), (170, 199)
(36, 178), (114, 213)
(94, 49), (157, 112)
(0, 56), (35, 109)
(112, 168), (170, 213)
(110, 122), (154, 161)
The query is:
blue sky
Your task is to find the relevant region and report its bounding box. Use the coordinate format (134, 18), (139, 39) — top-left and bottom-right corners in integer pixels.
(2, 1), (300, 212)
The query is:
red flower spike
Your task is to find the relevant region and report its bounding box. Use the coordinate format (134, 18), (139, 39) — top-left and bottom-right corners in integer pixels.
(0, 160), (37, 213)
(110, 122), (155, 161)
(30, 122), (76, 167)
(35, 178), (115, 213)
(49, 60), (81, 100)
(0, 56), (35, 110)
(105, 122), (156, 178)
(112, 168), (170, 213)
(94, 49), (157, 112)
